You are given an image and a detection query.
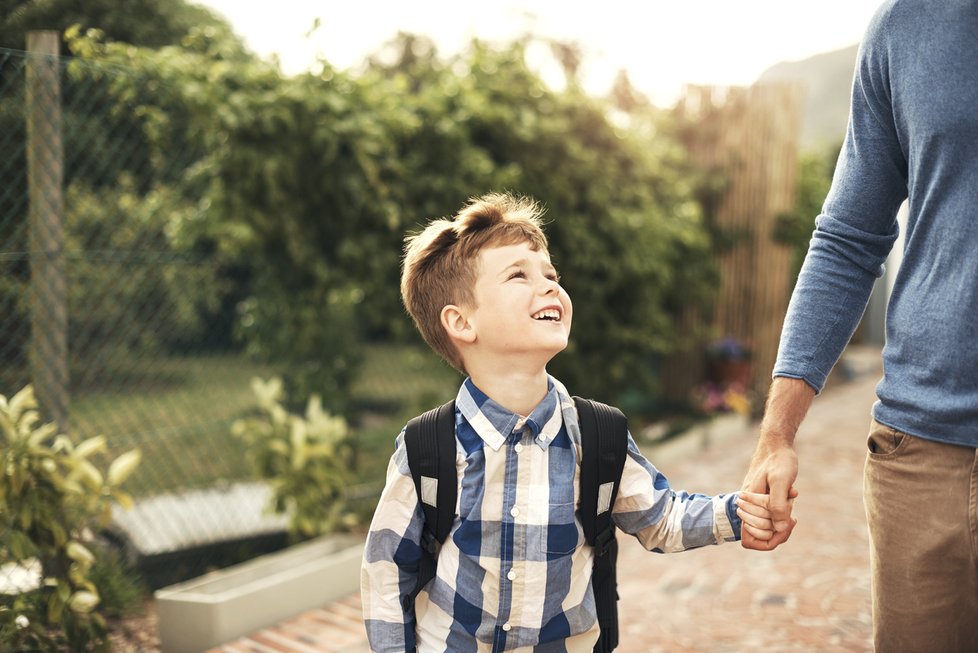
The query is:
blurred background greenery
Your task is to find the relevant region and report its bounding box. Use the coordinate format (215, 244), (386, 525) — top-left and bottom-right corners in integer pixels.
(1, 0), (843, 624)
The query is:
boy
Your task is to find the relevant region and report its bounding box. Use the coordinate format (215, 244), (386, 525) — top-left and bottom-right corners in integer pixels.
(361, 192), (776, 652)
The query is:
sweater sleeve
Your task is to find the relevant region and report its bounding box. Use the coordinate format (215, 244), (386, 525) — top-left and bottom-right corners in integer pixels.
(773, 3), (908, 392)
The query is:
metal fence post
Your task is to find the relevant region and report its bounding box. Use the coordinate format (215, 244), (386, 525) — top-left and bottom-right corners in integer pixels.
(27, 30), (69, 431)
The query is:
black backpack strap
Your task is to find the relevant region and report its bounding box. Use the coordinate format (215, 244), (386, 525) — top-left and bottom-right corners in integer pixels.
(401, 400), (456, 612)
(574, 396), (629, 653)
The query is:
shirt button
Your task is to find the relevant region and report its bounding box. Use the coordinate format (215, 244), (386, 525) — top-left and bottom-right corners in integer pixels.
(502, 623), (512, 632)
(510, 506), (519, 517)
(507, 570), (516, 581)
(514, 443), (523, 453)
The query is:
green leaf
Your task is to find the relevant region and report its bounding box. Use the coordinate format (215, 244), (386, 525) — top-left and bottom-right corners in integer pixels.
(68, 591), (100, 614)
(7, 531), (35, 560)
(267, 440), (289, 456)
(18, 410), (40, 436)
(8, 386), (37, 424)
(111, 489), (134, 510)
(73, 460), (104, 491)
(47, 590), (64, 623)
(29, 423), (59, 447)
(106, 450), (141, 487)
(73, 436), (107, 460)
(0, 411), (16, 440)
(66, 542), (95, 566)
(69, 562), (87, 586)
(50, 521), (67, 547)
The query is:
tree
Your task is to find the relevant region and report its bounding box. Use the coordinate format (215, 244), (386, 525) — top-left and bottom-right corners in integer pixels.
(363, 37), (716, 405)
(58, 28), (718, 418)
(0, 17), (245, 391)
(0, 0), (243, 52)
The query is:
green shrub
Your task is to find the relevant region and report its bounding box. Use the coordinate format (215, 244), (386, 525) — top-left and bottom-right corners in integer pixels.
(0, 385), (141, 652)
(87, 547), (146, 619)
(773, 145), (840, 280)
(232, 377), (355, 538)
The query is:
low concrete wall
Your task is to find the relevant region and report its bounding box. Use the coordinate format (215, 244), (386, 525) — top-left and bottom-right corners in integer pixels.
(155, 533), (364, 653)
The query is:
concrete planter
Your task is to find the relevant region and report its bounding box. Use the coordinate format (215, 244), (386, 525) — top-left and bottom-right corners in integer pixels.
(155, 534), (364, 653)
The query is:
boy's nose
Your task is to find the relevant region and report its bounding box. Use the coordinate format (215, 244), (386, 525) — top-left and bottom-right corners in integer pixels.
(539, 278), (559, 294)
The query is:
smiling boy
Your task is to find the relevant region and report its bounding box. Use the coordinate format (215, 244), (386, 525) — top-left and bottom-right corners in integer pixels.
(361, 192), (774, 653)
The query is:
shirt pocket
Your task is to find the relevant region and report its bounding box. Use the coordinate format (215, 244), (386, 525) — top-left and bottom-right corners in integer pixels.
(539, 502), (580, 555)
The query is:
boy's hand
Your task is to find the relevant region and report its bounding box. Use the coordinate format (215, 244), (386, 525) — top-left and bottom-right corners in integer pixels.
(736, 489), (798, 543)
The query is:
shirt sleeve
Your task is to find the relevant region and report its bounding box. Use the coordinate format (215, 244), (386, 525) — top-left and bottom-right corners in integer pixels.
(361, 431), (424, 653)
(773, 5), (907, 392)
(611, 433), (741, 551)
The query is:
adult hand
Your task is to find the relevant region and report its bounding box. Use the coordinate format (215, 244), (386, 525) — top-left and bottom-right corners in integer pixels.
(740, 376), (813, 550)
(740, 438), (798, 550)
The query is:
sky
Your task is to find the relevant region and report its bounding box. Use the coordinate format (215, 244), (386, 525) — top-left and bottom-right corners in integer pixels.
(194, 0), (885, 106)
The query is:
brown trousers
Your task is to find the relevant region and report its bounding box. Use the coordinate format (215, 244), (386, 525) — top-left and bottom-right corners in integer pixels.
(864, 420), (978, 653)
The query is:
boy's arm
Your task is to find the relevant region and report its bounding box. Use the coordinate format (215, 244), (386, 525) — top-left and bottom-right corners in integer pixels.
(611, 432), (742, 552)
(361, 431), (424, 653)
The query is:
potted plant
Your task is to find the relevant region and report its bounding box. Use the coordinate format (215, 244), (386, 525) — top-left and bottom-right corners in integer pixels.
(705, 337), (752, 389)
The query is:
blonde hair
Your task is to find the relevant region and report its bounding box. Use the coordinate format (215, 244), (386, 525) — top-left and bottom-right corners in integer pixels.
(401, 192), (548, 373)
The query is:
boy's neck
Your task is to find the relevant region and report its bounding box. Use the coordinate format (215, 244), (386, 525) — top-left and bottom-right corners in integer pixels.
(466, 363), (551, 417)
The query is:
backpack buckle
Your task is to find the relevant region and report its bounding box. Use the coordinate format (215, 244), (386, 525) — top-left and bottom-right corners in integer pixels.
(593, 527), (615, 557)
(420, 528), (440, 556)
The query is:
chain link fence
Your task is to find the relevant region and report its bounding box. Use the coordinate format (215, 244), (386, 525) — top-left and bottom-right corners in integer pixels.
(1, 41), (455, 592)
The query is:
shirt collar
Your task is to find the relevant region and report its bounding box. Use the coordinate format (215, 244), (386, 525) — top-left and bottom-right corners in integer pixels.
(456, 375), (567, 451)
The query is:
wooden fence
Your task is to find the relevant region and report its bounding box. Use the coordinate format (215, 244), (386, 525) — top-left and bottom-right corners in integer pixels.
(666, 83), (802, 416)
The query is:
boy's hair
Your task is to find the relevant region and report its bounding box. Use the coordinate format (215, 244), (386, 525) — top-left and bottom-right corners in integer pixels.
(401, 192), (548, 373)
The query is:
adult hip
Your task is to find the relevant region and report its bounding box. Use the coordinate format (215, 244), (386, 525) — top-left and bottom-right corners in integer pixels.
(863, 420), (978, 653)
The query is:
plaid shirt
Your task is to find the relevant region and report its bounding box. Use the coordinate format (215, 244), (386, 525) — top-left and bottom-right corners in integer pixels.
(361, 376), (741, 653)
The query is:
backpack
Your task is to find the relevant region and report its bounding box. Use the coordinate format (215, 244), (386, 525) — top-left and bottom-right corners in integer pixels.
(401, 396), (629, 653)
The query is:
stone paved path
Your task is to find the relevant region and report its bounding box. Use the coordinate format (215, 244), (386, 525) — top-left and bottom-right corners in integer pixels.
(211, 352), (879, 653)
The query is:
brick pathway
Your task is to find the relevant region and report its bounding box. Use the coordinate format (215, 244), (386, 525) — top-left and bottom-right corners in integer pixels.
(212, 355), (879, 653)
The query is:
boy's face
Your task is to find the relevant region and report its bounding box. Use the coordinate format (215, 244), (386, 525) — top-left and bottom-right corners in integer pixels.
(464, 241), (572, 362)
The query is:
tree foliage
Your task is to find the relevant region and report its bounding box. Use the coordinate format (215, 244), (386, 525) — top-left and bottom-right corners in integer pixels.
(53, 26), (718, 414)
(0, 3), (736, 429)
(0, 0), (242, 52)
(363, 36), (714, 399)
(0, 1), (244, 389)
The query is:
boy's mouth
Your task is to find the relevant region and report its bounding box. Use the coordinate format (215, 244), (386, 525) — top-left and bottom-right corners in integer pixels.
(531, 308), (562, 322)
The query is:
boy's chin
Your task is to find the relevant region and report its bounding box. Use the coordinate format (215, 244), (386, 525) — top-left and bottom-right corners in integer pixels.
(543, 339), (570, 358)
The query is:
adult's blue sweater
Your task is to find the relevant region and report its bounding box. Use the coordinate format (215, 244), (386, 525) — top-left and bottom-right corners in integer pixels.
(774, 0), (978, 446)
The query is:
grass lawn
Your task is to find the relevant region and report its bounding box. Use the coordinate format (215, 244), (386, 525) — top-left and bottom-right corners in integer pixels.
(70, 354), (277, 496)
(67, 345), (460, 498)
(349, 344), (461, 488)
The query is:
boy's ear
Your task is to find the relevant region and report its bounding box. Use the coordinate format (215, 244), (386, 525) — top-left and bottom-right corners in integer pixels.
(441, 304), (476, 345)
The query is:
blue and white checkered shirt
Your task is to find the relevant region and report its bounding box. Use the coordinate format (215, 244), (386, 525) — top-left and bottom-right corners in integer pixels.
(361, 376), (741, 653)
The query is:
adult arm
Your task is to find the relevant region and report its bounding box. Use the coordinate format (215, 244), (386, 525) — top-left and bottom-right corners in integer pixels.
(740, 377), (811, 550)
(742, 4), (907, 550)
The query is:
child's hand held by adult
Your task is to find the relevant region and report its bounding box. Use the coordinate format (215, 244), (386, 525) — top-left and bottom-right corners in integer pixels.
(736, 487), (798, 548)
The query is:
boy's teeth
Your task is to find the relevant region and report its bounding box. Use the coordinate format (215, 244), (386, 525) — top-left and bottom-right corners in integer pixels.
(533, 309), (560, 320)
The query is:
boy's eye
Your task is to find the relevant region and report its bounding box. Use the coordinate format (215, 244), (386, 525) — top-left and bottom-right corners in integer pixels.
(547, 273), (560, 283)
(508, 270), (526, 280)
